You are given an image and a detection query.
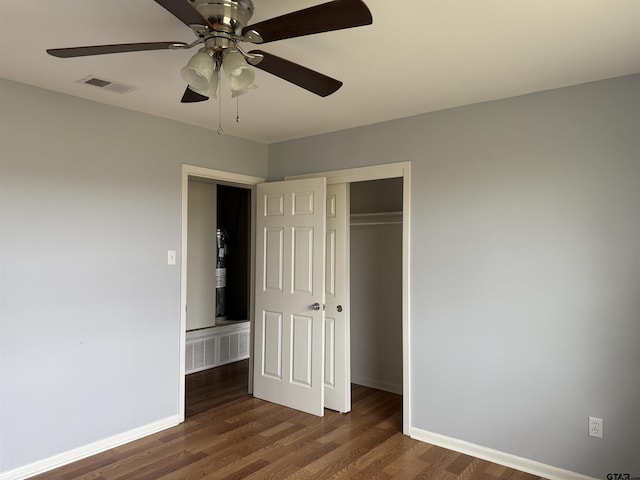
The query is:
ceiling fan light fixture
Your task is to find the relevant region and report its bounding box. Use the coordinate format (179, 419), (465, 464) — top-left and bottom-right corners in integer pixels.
(222, 50), (255, 92)
(191, 68), (219, 99)
(181, 50), (215, 92)
(231, 83), (257, 98)
(47, 0), (374, 111)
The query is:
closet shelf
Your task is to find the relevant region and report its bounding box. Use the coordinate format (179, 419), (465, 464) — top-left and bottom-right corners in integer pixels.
(350, 211), (403, 226)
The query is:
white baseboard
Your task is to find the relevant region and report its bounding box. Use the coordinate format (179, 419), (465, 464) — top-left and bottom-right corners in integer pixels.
(410, 427), (598, 480)
(0, 415), (180, 480)
(351, 375), (402, 394)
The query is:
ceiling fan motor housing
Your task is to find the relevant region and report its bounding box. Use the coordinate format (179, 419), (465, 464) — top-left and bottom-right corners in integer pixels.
(191, 0), (254, 34)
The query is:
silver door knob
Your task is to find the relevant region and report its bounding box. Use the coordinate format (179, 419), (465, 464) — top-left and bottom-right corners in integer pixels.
(310, 302), (321, 311)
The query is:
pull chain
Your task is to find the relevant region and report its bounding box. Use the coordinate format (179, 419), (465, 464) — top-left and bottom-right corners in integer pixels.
(236, 94), (240, 123)
(216, 76), (224, 135)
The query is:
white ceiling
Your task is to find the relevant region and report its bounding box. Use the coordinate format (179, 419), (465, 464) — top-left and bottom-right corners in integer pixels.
(1, 1), (639, 143)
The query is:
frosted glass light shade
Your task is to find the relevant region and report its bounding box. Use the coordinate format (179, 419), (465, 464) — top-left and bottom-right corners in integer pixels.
(181, 51), (215, 92)
(222, 50), (255, 92)
(191, 69), (219, 99)
(231, 83), (257, 98)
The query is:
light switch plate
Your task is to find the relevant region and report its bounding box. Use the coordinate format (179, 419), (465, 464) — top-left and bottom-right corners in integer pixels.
(167, 250), (176, 265)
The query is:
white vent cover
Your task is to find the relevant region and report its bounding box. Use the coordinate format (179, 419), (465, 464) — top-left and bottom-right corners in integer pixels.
(184, 326), (250, 375)
(77, 75), (136, 94)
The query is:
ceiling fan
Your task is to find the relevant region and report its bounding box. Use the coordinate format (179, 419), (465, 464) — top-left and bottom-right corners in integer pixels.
(46, 0), (373, 102)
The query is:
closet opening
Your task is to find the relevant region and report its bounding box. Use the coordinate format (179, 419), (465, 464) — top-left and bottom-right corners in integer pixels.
(349, 177), (403, 402)
(184, 176), (252, 418)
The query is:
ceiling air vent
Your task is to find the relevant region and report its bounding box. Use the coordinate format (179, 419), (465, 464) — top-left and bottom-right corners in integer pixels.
(77, 75), (136, 94)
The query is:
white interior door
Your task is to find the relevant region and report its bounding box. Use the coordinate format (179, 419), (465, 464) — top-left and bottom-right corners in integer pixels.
(324, 183), (350, 413)
(253, 177), (326, 416)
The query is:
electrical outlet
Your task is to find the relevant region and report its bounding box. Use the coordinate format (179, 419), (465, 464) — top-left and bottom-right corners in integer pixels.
(589, 416), (603, 438)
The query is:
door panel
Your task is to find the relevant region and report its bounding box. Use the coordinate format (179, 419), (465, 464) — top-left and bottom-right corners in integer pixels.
(264, 228), (284, 291)
(262, 311), (283, 378)
(253, 177), (326, 416)
(292, 227), (314, 294)
(324, 317), (336, 387)
(324, 183), (350, 413)
(291, 314), (313, 386)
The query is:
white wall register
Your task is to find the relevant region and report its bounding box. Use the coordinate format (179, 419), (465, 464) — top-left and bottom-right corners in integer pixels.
(185, 322), (250, 374)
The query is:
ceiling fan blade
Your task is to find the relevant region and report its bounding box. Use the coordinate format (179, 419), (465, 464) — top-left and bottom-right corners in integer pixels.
(46, 42), (188, 58)
(249, 50), (342, 97)
(242, 0), (372, 44)
(181, 87), (209, 103)
(154, 0), (208, 28)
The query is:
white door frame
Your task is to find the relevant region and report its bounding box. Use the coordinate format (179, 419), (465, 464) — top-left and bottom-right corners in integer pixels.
(179, 164), (264, 422)
(179, 162), (411, 433)
(286, 161), (412, 435)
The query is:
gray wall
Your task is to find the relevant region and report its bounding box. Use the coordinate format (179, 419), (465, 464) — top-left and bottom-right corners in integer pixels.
(269, 74), (640, 478)
(0, 79), (267, 472)
(350, 178), (403, 214)
(350, 223), (403, 392)
(186, 179), (217, 331)
(2, 74), (639, 479)
(350, 180), (403, 393)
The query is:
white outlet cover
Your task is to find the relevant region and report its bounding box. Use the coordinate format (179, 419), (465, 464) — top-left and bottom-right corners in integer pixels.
(589, 416), (603, 438)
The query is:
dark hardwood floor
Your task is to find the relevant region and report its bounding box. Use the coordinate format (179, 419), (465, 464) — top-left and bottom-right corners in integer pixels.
(33, 360), (545, 479)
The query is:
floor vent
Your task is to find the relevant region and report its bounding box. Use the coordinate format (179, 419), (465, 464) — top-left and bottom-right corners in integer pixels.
(77, 75), (136, 94)
(185, 324), (250, 375)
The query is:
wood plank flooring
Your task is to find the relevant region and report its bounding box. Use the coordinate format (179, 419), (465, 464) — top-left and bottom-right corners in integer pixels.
(33, 360), (546, 479)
